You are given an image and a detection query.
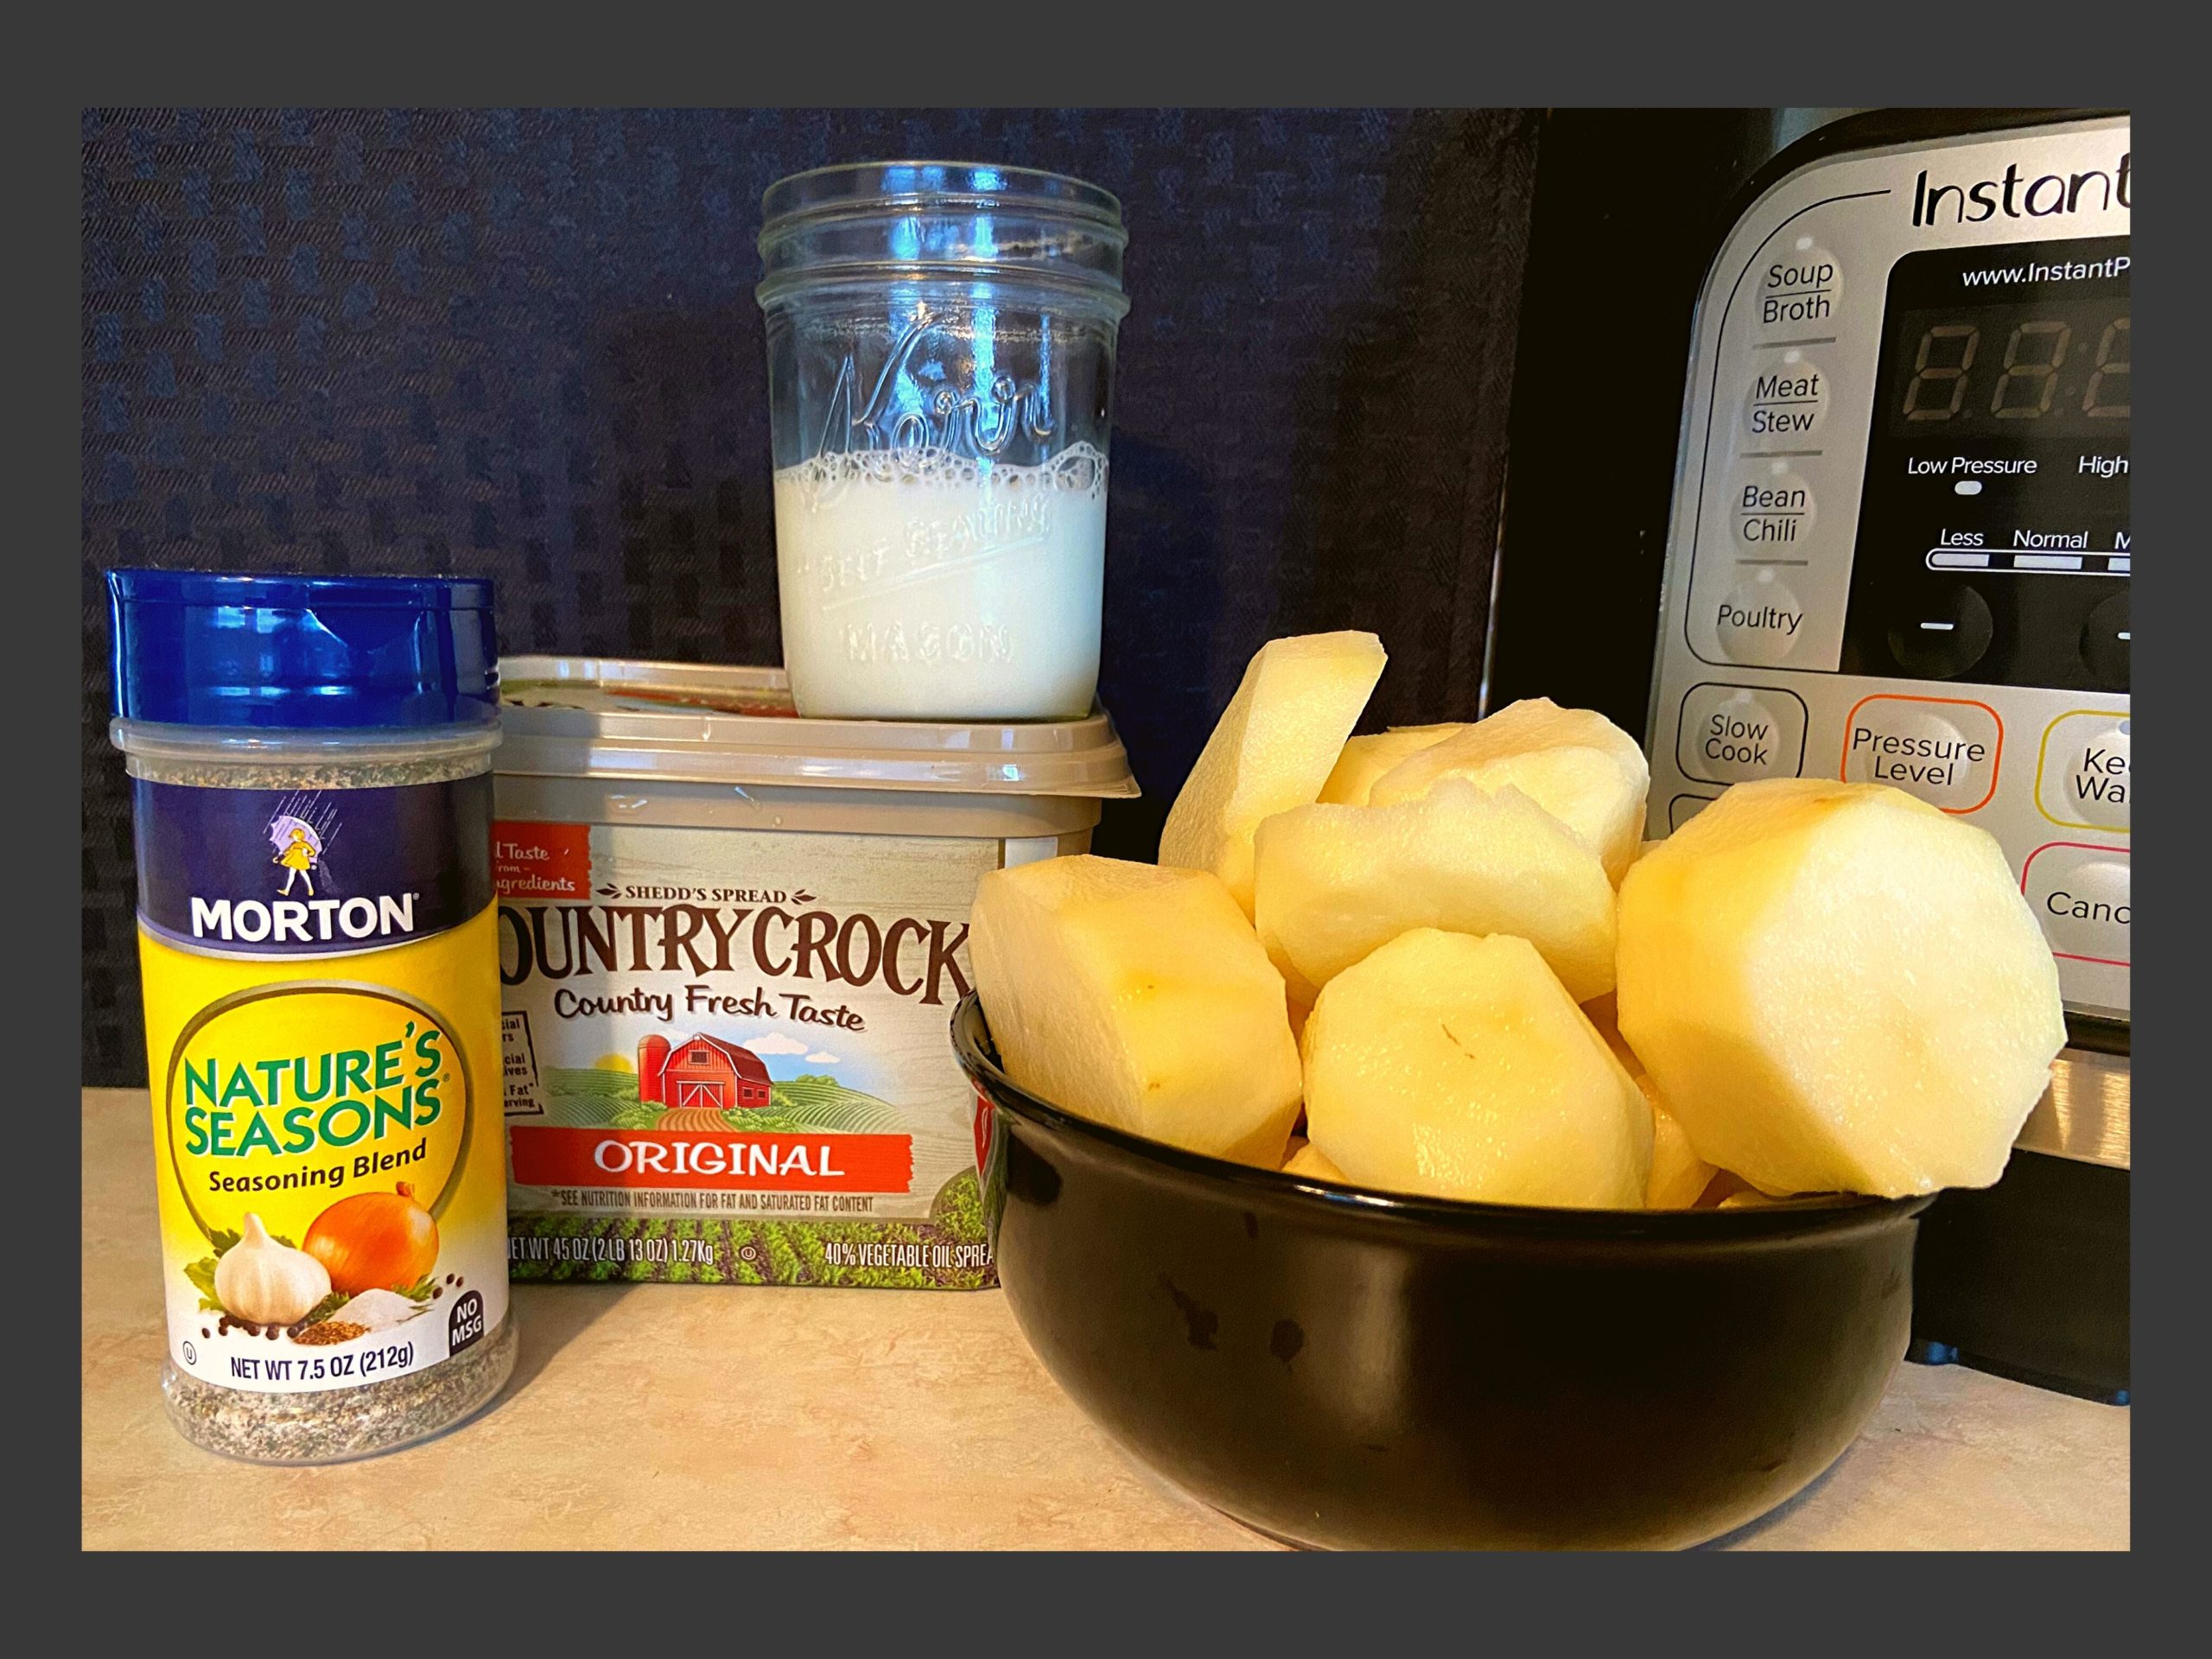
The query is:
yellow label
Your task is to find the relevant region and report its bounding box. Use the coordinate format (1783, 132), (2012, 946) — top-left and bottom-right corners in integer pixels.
(140, 908), (510, 1392)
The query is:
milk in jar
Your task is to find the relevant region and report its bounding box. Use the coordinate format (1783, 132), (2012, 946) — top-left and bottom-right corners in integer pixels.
(772, 443), (1109, 721)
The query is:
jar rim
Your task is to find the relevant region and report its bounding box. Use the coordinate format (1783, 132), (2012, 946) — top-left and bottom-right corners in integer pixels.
(760, 160), (1126, 239)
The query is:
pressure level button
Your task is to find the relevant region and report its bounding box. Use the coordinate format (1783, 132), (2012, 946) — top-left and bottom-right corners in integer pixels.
(1841, 694), (2002, 814)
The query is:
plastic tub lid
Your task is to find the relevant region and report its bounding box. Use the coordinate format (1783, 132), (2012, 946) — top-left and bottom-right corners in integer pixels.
(495, 656), (1140, 799)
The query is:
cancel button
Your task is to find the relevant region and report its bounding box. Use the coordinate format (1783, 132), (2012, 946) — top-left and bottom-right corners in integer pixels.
(2023, 842), (2130, 967)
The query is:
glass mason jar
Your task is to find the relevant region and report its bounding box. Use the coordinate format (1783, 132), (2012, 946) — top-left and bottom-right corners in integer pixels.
(758, 162), (1129, 721)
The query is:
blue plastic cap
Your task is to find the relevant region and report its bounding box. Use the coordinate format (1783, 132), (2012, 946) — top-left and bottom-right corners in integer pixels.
(106, 569), (500, 730)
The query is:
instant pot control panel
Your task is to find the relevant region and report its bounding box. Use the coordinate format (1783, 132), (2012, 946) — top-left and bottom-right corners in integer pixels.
(1647, 116), (2131, 1020)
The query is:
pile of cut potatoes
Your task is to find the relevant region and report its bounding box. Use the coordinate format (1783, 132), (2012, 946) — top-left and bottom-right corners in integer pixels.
(969, 632), (2067, 1209)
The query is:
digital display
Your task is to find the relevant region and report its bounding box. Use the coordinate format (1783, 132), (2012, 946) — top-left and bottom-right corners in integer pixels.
(1842, 236), (2129, 696)
(1885, 296), (2129, 437)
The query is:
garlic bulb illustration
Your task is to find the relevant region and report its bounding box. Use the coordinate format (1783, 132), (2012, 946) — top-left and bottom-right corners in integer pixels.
(213, 1213), (332, 1326)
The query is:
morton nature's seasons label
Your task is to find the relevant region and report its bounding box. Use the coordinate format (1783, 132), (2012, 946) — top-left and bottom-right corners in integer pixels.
(494, 818), (996, 1290)
(135, 779), (510, 1394)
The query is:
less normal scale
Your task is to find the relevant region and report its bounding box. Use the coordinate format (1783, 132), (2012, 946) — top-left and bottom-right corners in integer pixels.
(1646, 111), (2130, 1398)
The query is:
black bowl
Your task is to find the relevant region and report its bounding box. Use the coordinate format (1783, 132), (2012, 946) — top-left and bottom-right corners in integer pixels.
(951, 995), (1931, 1550)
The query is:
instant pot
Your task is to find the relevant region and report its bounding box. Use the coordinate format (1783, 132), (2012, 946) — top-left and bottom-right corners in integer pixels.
(1497, 109), (2131, 1402)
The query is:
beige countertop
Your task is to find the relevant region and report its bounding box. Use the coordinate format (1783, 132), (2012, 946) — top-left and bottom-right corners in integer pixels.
(82, 1088), (2128, 1550)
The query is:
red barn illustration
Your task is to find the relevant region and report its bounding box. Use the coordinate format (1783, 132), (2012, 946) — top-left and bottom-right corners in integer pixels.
(638, 1033), (772, 1111)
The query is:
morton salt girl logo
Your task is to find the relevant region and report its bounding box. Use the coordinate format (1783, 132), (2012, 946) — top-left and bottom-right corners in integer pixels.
(269, 805), (330, 896)
(188, 794), (421, 948)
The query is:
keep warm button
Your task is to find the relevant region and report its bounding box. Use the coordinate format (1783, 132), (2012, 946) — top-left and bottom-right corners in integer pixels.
(2023, 842), (2130, 968)
(1841, 695), (2001, 814)
(2037, 711), (2130, 832)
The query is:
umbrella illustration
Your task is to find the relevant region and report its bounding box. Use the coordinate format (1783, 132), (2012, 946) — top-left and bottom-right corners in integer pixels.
(267, 814), (327, 897)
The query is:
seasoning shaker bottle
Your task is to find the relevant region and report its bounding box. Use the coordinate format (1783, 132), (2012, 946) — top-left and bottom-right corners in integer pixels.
(107, 570), (516, 1463)
(758, 162), (1130, 721)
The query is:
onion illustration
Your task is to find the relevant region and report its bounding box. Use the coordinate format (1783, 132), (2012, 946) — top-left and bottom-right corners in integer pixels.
(304, 1181), (440, 1294)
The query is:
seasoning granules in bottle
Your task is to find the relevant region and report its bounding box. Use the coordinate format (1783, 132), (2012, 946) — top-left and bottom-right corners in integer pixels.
(107, 570), (516, 1463)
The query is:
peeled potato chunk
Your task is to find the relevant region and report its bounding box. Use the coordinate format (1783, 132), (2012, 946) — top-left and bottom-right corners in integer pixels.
(1253, 779), (1617, 1002)
(1160, 632), (1388, 916)
(971, 855), (1303, 1167)
(1369, 698), (1649, 883)
(1281, 1136), (1350, 1184)
(1719, 1186), (1789, 1210)
(1318, 723), (1467, 805)
(1303, 931), (1651, 1208)
(1585, 1004), (1713, 1209)
(1617, 779), (2065, 1198)
(1580, 991), (1641, 1073)
(1642, 1083), (1718, 1210)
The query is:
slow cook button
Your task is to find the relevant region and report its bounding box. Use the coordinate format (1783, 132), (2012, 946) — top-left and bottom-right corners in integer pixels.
(2036, 711), (2131, 832)
(2023, 842), (2130, 967)
(1678, 683), (1808, 785)
(1840, 694), (2002, 813)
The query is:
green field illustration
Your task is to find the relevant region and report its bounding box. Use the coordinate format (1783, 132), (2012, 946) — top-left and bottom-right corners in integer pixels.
(509, 1166), (993, 1290)
(517, 1065), (991, 1289)
(538, 1065), (905, 1135)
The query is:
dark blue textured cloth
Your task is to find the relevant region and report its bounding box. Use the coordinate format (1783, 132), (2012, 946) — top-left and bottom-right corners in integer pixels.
(82, 108), (1537, 1083)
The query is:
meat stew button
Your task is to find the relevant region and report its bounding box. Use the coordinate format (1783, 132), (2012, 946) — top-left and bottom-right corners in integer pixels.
(1840, 695), (2001, 813)
(2023, 842), (2130, 967)
(1741, 350), (1828, 440)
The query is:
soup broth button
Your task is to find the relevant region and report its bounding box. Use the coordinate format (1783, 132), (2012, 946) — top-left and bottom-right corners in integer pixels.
(1758, 238), (1840, 331)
